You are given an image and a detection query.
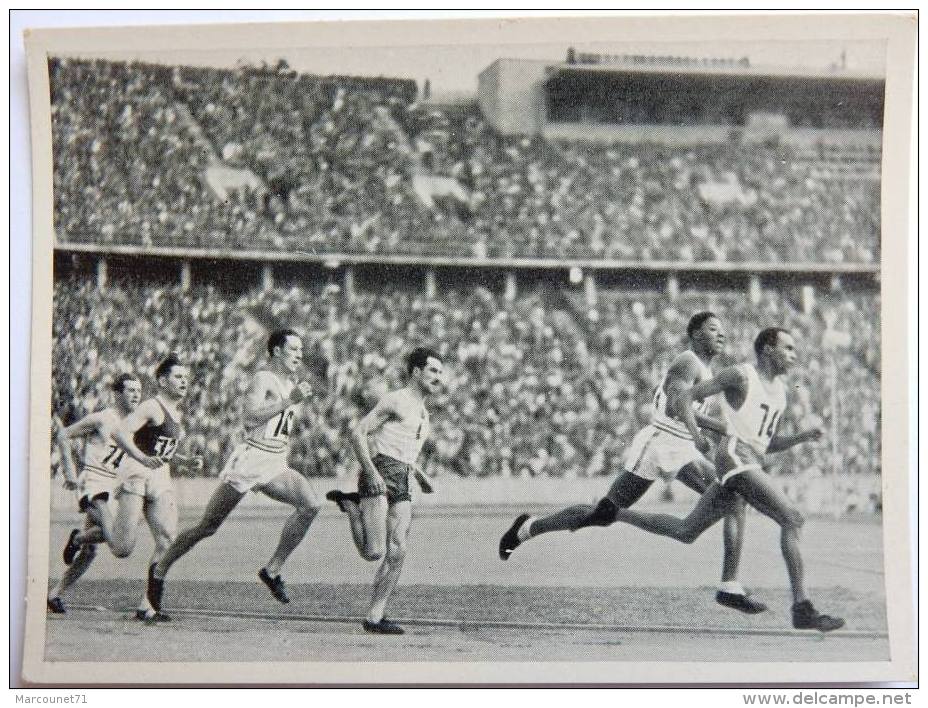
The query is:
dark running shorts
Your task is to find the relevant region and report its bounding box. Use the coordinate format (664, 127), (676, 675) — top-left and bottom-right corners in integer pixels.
(358, 454), (412, 505)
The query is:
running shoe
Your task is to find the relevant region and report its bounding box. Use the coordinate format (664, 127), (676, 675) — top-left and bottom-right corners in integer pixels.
(363, 618), (405, 635)
(62, 529), (81, 566)
(259, 568), (290, 604)
(136, 608), (171, 624)
(716, 590), (768, 615)
(47, 597), (66, 614)
(498, 513), (530, 560)
(146, 563), (165, 612)
(792, 601), (845, 632)
(326, 489), (360, 513)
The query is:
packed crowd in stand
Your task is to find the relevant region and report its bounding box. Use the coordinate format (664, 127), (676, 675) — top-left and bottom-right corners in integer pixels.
(52, 275), (881, 515)
(49, 57), (882, 515)
(51, 58), (880, 263)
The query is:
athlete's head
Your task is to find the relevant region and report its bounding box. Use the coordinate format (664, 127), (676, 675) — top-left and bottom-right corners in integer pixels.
(754, 327), (797, 374)
(407, 347), (444, 396)
(111, 373), (142, 411)
(155, 353), (189, 399)
(268, 328), (303, 373)
(687, 311), (725, 357)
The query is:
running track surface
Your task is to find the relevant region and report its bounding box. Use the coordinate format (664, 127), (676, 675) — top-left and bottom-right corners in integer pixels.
(43, 505), (888, 664)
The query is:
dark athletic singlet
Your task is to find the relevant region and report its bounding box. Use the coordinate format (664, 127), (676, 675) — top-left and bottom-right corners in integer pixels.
(134, 397), (183, 460)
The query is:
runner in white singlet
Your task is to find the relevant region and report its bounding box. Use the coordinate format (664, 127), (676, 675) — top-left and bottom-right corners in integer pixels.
(327, 347), (444, 635)
(148, 329), (321, 616)
(47, 373), (142, 613)
(499, 312), (765, 615)
(609, 328), (845, 632)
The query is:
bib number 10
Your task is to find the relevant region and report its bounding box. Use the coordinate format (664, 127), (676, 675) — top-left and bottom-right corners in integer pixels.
(757, 404), (780, 439)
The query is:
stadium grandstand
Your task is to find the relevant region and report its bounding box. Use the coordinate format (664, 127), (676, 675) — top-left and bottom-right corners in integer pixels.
(49, 53), (882, 517)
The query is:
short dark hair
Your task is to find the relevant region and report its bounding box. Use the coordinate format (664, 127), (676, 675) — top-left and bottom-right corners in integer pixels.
(687, 311), (718, 339)
(155, 353), (183, 381)
(111, 372), (141, 393)
(754, 328), (789, 359)
(268, 328), (299, 357)
(407, 347), (442, 375)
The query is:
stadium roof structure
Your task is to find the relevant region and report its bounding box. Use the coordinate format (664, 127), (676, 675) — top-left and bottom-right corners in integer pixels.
(480, 56), (884, 84)
(56, 241), (880, 276)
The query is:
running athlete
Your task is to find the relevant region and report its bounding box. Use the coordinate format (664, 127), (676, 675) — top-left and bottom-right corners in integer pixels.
(498, 312), (765, 614)
(607, 328), (845, 632)
(48, 373), (142, 613)
(147, 329), (321, 615)
(327, 347), (444, 634)
(61, 359), (202, 621)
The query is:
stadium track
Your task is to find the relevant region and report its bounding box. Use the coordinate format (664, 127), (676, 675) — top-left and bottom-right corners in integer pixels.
(44, 505), (889, 662)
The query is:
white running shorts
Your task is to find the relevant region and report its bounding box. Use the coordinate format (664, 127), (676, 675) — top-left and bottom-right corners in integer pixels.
(622, 425), (704, 482)
(219, 442), (290, 494)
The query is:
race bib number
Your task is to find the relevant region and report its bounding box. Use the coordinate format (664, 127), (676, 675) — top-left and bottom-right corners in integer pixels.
(264, 408), (295, 441)
(101, 444), (127, 470)
(153, 436), (178, 460)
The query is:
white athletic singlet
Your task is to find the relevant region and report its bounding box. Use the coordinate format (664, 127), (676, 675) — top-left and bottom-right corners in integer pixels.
(650, 351), (713, 440)
(81, 409), (128, 478)
(371, 388), (430, 465)
(245, 371), (297, 454)
(722, 363), (787, 454)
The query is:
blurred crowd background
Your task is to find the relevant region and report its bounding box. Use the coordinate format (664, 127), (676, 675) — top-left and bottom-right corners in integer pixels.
(49, 57), (882, 516)
(52, 277), (881, 516)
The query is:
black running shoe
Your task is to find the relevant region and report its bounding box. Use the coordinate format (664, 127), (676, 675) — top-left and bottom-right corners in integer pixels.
(716, 590), (768, 615)
(792, 600), (845, 632)
(47, 597), (66, 614)
(146, 564), (165, 612)
(326, 489), (360, 513)
(136, 609), (172, 624)
(363, 618), (405, 635)
(259, 568), (290, 604)
(62, 529), (81, 566)
(499, 513), (530, 561)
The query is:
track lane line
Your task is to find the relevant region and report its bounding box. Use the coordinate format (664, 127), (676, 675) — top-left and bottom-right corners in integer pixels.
(66, 604), (887, 640)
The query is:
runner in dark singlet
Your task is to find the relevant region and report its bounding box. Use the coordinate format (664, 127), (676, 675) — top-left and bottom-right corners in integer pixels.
(67, 353), (202, 622)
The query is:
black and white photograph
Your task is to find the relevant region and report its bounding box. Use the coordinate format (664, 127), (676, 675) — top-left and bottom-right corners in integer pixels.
(17, 12), (916, 686)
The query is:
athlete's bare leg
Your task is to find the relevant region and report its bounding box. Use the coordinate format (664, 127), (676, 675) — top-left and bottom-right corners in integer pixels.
(336, 496), (373, 557)
(677, 459), (745, 584)
(72, 499), (117, 548)
(366, 500), (412, 624)
(258, 469), (320, 576)
(610, 481), (735, 543)
(153, 482), (244, 579)
(137, 491), (178, 613)
(523, 504), (595, 536)
(98, 491), (145, 559)
(721, 494), (746, 582)
(523, 471), (654, 539)
(727, 469), (807, 604)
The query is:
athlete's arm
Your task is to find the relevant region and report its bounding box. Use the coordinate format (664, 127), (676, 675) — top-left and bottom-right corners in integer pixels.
(52, 416), (79, 489)
(243, 372), (309, 428)
(351, 394), (398, 495)
(413, 468), (434, 494)
(678, 367), (747, 452)
(768, 425), (823, 453)
(61, 411), (106, 440)
(172, 452), (205, 472)
(113, 400), (162, 469)
(664, 357), (728, 436)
